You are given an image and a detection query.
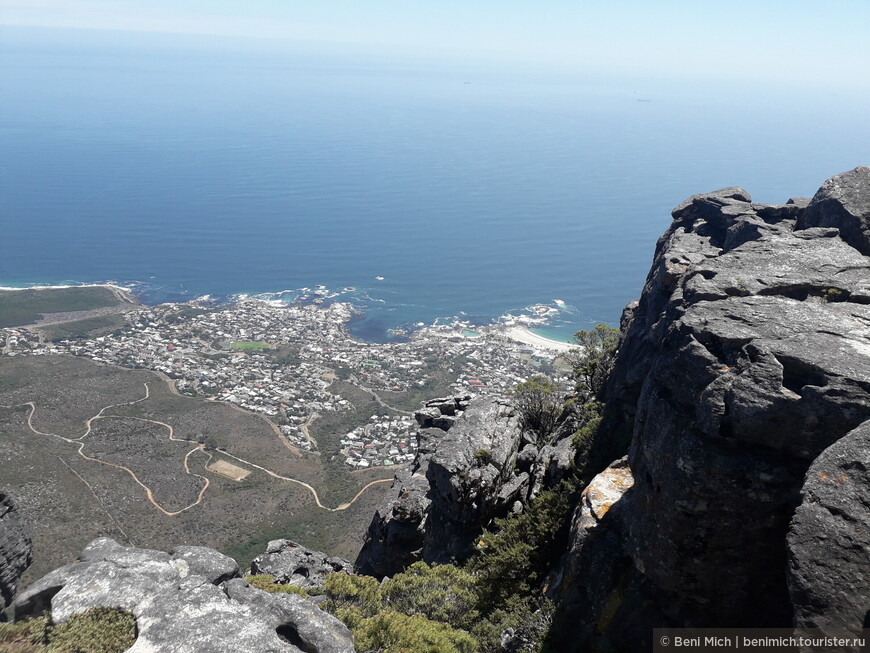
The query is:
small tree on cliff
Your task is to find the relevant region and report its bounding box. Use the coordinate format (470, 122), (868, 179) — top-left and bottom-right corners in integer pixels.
(513, 375), (564, 444)
(567, 324), (620, 402)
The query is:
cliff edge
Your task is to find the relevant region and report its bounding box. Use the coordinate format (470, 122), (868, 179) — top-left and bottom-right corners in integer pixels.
(549, 167), (870, 649)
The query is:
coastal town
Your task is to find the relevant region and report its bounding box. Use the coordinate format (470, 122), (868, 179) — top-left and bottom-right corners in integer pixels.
(1, 294), (576, 468)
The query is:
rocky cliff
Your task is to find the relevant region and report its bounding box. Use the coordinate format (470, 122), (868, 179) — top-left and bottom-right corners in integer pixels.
(1, 489), (32, 613)
(549, 167), (870, 650)
(356, 394), (574, 578)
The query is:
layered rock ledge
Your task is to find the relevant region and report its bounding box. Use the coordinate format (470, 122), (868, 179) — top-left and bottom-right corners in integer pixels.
(551, 167), (870, 649)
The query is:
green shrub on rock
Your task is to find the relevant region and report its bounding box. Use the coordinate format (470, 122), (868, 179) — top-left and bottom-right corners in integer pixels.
(245, 574), (311, 596)
(0, 609), (135, 653)
(354, 610), (478, 653)
(47, 609), (137, 653)
(0, 615), (50, 651)
(381, 562), (479, 631)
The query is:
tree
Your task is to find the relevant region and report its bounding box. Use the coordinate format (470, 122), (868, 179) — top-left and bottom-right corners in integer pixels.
(512, 376), (564, 444)
(567, 324), (620, 402)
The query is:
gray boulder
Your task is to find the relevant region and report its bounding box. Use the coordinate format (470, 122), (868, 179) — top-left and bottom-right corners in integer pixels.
(0, 490), (32, 611)
(798, 165), (870, 255)
(250, 539), (351, 589)
(13, 538), (354, 653)
(787, 419), (870, 637)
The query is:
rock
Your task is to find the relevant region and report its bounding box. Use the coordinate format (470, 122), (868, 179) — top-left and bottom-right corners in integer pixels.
(250, 540), (351, 589)
(787, 420), (870, 636)
(13, 538), (353, 653)
(170, 545), (240, 584)
(423, 396), (523, 564)
(541, 436), (575, 488)
(415, 394), (472, 429)
(224, 579), (355, 653)
(797, 165), (870, 255)
(546, 458), (667, 652)
(516, 444), (538, 472)
(561, 169), (870, 644)
(357, 396), (529, 575)
(414, 406), (443, 429)
(0, 490), (32, 611)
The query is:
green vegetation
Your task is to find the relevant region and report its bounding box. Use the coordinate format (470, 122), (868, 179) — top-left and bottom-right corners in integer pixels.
(568, 324), (620, 402)
(245, 575), (310, 596)
(473, 448), (493, 466)
(319, 534), (566, 652)
(353, 611), (478, 653)
(0, 287), (126, 328)
(230, 341), (270, 351)
(821, 287), (846, 302)
(40, 315), (126, 342)
(322, 565), (480, 652)
(513, 376), (564, 445)
(0, 609), (136, 653)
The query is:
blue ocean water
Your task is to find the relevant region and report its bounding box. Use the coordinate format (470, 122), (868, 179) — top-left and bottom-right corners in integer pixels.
(2, 28), (869, 341)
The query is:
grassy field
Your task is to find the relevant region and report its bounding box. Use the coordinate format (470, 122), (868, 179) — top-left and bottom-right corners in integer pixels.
(230, 341), (271, 351)
(0, 355), (395, 585)
(0, 287), (128, 328)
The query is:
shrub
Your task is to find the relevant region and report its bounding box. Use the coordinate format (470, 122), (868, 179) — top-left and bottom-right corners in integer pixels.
(513, 376), (564, 444)
(381, 563), (479, 631)
(472, 449), (493, 466)
(47, 608), (136, 653)
(0, 615), (50, 651)
(246, 574), (310, 596)
(322, 573), (382, 618)
(471, 480), (579, 615)
(567, 325), (620, 402)
(354, 610), (478, 653)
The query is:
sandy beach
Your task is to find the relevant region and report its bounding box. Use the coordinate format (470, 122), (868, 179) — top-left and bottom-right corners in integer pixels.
(503, 326), (576, 352)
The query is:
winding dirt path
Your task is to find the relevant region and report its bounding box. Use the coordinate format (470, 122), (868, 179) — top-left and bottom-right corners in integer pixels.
(2, 382), (395, 515)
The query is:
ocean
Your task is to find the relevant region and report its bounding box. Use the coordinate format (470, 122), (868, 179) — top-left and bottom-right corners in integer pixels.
(2, 27), (869, 342)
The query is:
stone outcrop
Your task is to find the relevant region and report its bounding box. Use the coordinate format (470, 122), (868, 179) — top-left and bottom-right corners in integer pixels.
(12, 538), (354, 653)
(552, 167), (870, 648)
(356, 394), (574, 577)
(787, 420), (870, 636)
(250, 539), (352, 590)
(0, 490), (32, 612)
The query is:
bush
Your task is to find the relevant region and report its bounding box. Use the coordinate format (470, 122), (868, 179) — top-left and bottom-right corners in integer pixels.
(0, 609), (136, 653)
(381, 563), (479, 631)
(513, 376), (564, 444)
(47, 609), (137, 653)
(322, 573), (382, 619)
(0, 615), (50, 651)
(354, 610), (478, 653)
(471, 480), (579, 616)
(472, 449), (493, 467)
(567, 325), (620, 402)
(322, 566), (482, 651)
(246, 575), (310, 596)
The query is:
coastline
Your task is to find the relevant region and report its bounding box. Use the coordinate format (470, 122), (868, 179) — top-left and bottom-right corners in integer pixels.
(1, 282), (588, 348)
(502, 325), (576, 352)
(0, 283), (139, 305)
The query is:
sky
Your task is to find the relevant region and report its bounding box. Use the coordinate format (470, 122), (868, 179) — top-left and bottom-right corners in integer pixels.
(1, 1), (869, 87)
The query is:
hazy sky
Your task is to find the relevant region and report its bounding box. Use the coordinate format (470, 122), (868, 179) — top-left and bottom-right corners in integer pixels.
(2, 1), (868, 86)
